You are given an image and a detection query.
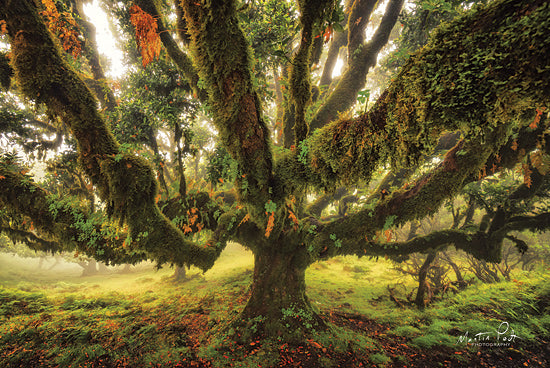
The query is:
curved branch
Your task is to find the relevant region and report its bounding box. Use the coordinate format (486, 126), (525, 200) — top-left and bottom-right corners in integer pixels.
(309, 123), (549, 263)
(276, 0), (550, 192)
(309, 0), (404, 131)
(0, 164), (143, 264)
(0, 162), (230, 269)
(0, 0), (223, 270)
(309, 131), (502, 252)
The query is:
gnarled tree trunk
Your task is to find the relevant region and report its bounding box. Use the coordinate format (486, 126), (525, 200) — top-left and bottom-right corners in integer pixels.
(236, 244), (325, 342)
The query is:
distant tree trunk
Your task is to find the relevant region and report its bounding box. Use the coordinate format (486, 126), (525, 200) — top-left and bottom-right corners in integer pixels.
(78, 259), (98, 277)
(238, 245), (325, 342)
(441, 251), (467, 288)
(47, 255), (61, 270)
(172, 265), (187, 281)
(415, 252), (437, 308)
(97, 262), (109, 274)
(120, 264), (132, 273)
(406, 221), (420, 241)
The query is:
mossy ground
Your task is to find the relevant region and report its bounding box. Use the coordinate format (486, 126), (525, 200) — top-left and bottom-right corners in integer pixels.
(1, 244), (549, 367)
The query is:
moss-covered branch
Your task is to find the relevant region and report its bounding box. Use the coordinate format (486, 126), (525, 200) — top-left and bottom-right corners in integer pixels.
(495, 213), (550, 236)
(277, 0), (550, 192)
(289, 0), (335, 143)
(307, 128), (502, 250)
(340, 229), (500, 262)
(0, 226), (61, 254)
(0, 0), (224, 270)
(342, 229), (503, 263)
(0, 160), (233, 269)
(307, 121), (549, 262)
(0, 163), (143, 264)
(181, 0), (273, 214)
(309, 0), (404, 131)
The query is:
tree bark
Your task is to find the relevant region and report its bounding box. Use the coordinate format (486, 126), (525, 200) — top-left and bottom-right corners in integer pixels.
(414, 252), (436, 308)
(441, 252), (467, 288)
(79, 259), (98, 277)
(238, 245), (325, 341)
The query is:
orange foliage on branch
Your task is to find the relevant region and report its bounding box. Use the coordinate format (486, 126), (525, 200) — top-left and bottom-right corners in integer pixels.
(130, 5), (162, 67)
(522, 163), (533, 188)
(40, 0), (81, 59)
(529, 107), (547, 130)
(265, 212), (275, 238)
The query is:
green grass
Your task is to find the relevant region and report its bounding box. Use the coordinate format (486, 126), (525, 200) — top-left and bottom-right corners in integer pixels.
(1, 245), (549, 367)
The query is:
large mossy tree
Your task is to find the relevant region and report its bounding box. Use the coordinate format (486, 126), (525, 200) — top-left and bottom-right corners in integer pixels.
(1, 0), (550, 342)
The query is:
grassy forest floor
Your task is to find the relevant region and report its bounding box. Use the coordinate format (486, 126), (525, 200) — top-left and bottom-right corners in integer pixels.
(1, 243), (549, 367)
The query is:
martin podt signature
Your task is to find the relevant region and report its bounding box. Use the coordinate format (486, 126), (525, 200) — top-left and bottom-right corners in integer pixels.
(456, 322), (521, 347)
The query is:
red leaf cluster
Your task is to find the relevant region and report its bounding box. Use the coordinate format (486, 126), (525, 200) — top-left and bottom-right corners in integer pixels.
(130, 5), (162, 67)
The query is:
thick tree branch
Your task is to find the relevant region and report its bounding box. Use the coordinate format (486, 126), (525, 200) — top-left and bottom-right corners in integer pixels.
(309, 129), (503, 252)
(309, 126), (550, 263)
(365, 131), (461, 203)
(309, 0), (404, 131)
(0, 0), (225, 270)
(312, 228), (502, 264)
(0, 161), (233, 269)
(181, 0), (273, 214)
(495, 213), (550, 236)
(0, 163), (141, 263)
(276, 0), (550, 193)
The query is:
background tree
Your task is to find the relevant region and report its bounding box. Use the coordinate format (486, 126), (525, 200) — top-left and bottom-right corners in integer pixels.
(0, 0), (549, 345)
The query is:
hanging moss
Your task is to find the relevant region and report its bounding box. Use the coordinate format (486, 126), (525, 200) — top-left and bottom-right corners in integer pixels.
(282, 0), (550, 193)
(1, 0), (225, 270)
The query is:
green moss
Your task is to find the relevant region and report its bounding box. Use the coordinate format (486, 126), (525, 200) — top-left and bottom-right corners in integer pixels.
(0, 52), (13, 90)
(293, 0), (550, 193)
(1, 0), (226, 270)
(182, 0), (273, 213)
